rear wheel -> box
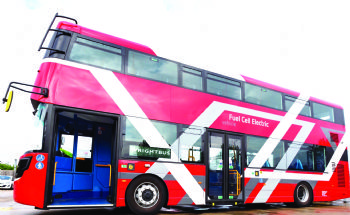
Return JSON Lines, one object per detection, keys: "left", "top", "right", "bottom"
{"left": 126, "top": 175, "right": 167, "bottom": 215}
{"left": 293, "top": 182, "right": 313, "bottom": 207}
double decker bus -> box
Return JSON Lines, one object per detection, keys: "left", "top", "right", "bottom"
{"left": 3, "top": 14, "right": 349, "bottom": 214}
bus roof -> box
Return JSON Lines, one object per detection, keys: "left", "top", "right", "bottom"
{"left": 57, "top": 21, "right": 157, "bottom": 56}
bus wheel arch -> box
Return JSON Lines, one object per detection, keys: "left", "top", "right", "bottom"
{"left": 125, "top": 174, "right": 168, "bottom": 215}
{"left": 293, "top": 181, "right": 313, "bottom": 207}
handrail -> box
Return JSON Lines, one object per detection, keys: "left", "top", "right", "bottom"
{"left": 95, "top": 164, "right": 112, "bottom": 187}
{"left": 229, "top": 169, "right": 241, "bottom": 196}
{"left": 188, "top": 147, "right": 195, "bottom": 162}
{"left": 53, "top": 162, "right": 58, "bottom": 186}
{"left": 38, "top": 13, "right": 77, "bottom": 53}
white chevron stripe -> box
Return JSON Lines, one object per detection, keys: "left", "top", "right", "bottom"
{"left": 249, "top": 94, "right": 311, "bottom": 168}
{"left": 42, "top": 58, "right": 348, "bottom": 205}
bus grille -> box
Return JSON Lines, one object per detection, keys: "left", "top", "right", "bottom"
{"left": 337, "top": 164, "right": 345, "bottom": 187}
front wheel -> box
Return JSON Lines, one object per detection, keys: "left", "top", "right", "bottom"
{"left": 126, "top": 175, "right": 167, "bottom": 215}
{"left": 294, "top": 182, "right": 313, "bottom": 207}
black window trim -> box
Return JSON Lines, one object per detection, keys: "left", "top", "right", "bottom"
{"left": 207, "top": 73, "right": 241, "bottom": 87}
{"left": 74, "top": 37, "right": 122, "bottom": 55}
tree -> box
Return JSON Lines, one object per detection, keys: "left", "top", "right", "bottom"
{"left": 0, "top": 163, "right": 15, "bottom": 170}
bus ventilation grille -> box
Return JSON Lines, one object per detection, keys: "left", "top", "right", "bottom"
{"left": 337, "top": 164, "right": 345, "bottom": 187}
{"left": 330, "top": 133, "right": 339, "bottom": 143}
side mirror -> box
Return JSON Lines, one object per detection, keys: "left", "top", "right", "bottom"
{"left": 4, "top": 90, "right": 13, "bottom": 112}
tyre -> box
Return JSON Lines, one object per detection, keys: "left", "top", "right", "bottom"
{"left": 293, "top": 182, "right": 313, "bottom": 207}
{"left": 126, "top": 175, "right": 167, "bottom": 215}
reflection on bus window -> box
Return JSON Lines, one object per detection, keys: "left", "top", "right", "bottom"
{"left": 207, "top": 74, "right": 241, "bottom": 100}
{"left": 285, "top": 96, "right": 311, "bottom": 117}
{"left": 246, "top": 136, "right": 265, "bottom": 167}
{"left": 128, "top": 51, "right": 178, "bottom": 85}
{"left": 245, "top": 83, "right": 282, "bottom": 110}
{"left": 182, "top": 67, "right": 203, "bottom": 91}
{"left": 60, "top": 134, "right": 74, "bottom": 157}
{"left": 266, "top": 140, "right": 286, "bottom": 169}
{"left": 75, "top": 136, "right": 93, "bottom": 173}
{"left": 76, "top": 136, "right": 92, "bottom": 159}
{"left": 69, "top": 38, "right": 122, "bottom": 72}
{"left": 122, "top": 117, "right": 176, "bottom": 160}
{"left": 209, "top": 135, "right": 224, "bottom": 171}
{"left": 228, "top": 135, "right": 242, "bottom": 174}
{"left": 247, "top": 136, "right": 285, "bottom": 169}
{"left": 179, "top": 126, "right": 204, "bottom": 163}
{"left": 313, "top": 102, "right": 334, "bottom": 122}
{"left": 287, "top": 143, "right": 326, "bottom": 172}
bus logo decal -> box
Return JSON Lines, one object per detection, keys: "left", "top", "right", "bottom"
{"left": 35, "top": 162, "right": 44, "bottom": 170}
{"left": 36, "top": 154, "right": 45, "bottom": 162}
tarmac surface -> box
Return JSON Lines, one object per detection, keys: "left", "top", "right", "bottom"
{"left": 1, "top": 190, "right": 350, "bottom": 215}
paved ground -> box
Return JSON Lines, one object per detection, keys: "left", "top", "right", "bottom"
{"left": 1, "top": 190, "right": 350, "bottom": 215}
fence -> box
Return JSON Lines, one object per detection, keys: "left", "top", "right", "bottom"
{"left": 0, "top": 170, "right": 15, "bottom": 177}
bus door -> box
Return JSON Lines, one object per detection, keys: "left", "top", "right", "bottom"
{"left": 208, "top": 131, "right": 243, "bottom": 203}
{"left": 51, "top": 111, "right": 116, "bottom": 206}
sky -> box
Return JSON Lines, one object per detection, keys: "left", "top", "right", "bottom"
{"left": 0, "top": 0, "right": 350, "bottom": 165}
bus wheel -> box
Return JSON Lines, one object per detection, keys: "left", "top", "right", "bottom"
{"left": 126, "top": 175, "right": 167, "bottom": 215}
{"left": 294, "top": 182, "right": 313, "bottom": 207}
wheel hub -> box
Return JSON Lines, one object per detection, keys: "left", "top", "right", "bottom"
{"left": 134, "top": 182, "right": 159, "bottom": 208}
{"left": 142, "top": 189, "right": 154, "bottom": 201}
{"left": 297, "top": 184, "right": 309, "bottom": 203}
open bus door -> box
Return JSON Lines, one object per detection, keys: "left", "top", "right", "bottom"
{"left": 208, "top": 131, "right": 244, "bottom": 204}
{"left": 49, "top": 111, "right": 117, "bottom": 207}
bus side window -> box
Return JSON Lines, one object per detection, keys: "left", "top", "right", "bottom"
{"left": 69, "top": 37, "right": 122, "bottom": 72}
{"left": 121, "top": 117, "right": 177, "bottom": 160}
{"left": 128, "top": 51, "right": 178, "bottom": 85}
{"left": 59, "top": 134, "right": 74, "bottom": 158}
{"left": 313, "top": 102, "right": 335, "bottom": 122}
{"left": 287, "top": 144, "right": 326, "bottom": 172}
{"left": 55, "top": 134, "right": 74, "bottom": 172}
{"left": 246, "top": 135, "right": 285, "bottom": 169}
{"left": 181, "top": 67, "right": 203, "bottom": 91}
{"left": 246, "top": 136, "right": 266, "bottom": 167}
{"left": 207, "top": 74, "right": 242, "bottom": 100}
{"left": 179, "top": 126, "right": 204, "bottom": 163}
{"left": 245, "top": 83, "right": 282, "bottom": 110}
{"left": 75, "top": 136, "right": 93, "bottom": 173}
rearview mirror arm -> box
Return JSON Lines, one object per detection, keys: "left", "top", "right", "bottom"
{"left": 2, "top": 82, "right": 49, "bottom": 103}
